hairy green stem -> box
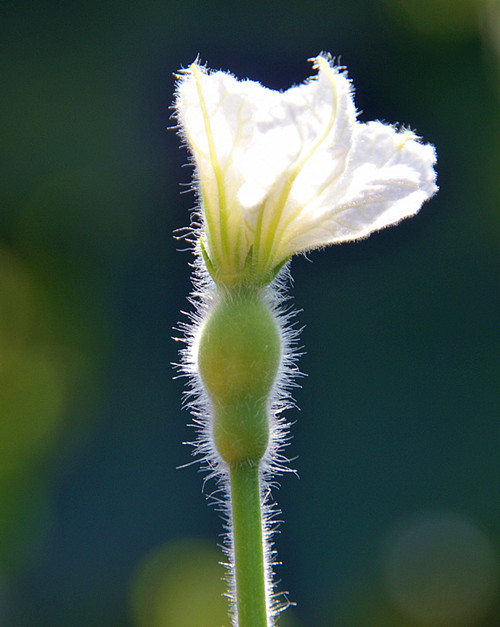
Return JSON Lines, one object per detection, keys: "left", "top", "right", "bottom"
{"left": 230, "top": 462, "right": 269, "bottom": 627}
{"left": 197, "top": 288, "right": 281, "bottom": 625}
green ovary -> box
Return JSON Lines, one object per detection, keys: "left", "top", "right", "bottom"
{"left": 197, "top": 289, "right": 282, "bottom": 465}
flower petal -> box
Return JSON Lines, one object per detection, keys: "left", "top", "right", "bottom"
{"left": 243, "top": 56, "right": 358, "bottom": 271}
{"left": 238, "top": 56, "right": 356, "bottom": 211}
{"left": 280, "top": 121, "right": 437, "bottom": 255}
{"left": 176, "top": 64, "right": 265, "bottom": 266}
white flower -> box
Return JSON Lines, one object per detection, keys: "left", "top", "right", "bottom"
{"left": 175, "top": 54, "right": 437, "bottom": 286}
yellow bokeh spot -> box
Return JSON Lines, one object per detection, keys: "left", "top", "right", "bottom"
{"left": 130, "top": 539, "right": 230, "bottom": 627}
{"left": 0, "top": 349, "right": 65, "bottom": 478}
{"left": 384, "top": 0, "right": 483, "bottom": 42}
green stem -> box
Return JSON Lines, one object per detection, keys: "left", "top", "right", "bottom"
{"left": 230, "top": 462, "right": 269, "bottom": 627}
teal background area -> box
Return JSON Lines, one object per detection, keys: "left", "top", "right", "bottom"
{"left": 1, "top": 1, "right": 499, "bottom": 625}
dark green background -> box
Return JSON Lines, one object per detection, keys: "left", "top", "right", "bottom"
{"left": 1, "top": 1, "right": 499, "bottom": 625}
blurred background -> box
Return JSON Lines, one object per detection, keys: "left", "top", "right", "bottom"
{"left": 1, "top": 0, "right": 499, "bottom": 625}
